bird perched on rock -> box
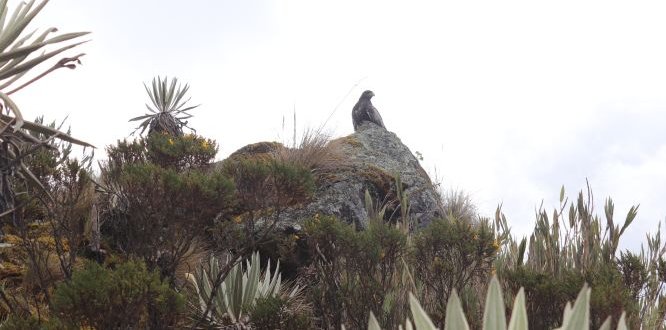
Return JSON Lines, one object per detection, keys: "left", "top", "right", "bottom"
{"left": 352, "top": 90, "right": 386, "bottom": 131}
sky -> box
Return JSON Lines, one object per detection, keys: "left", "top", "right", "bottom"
{"left": 9, "top": 0, "right": 666, "bottom": 251}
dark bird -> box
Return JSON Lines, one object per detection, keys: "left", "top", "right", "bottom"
{"left": 352, "top": 90, "right": 386, "bottom": 131}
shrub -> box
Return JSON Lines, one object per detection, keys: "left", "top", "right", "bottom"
{"left": 503, "top": 267, "right": 585, "bottom": 329}
{"left": 213, "top": 157, "right": 314, "bottom": 252}
{"left": 51, "top": 259, "right": 184, "bottom": 329}
{"left": 145, "top": 133, "right": 217, "bottom": 170}
{"left": 250, "top": 295, "right": 313, "bottom": 330}
{"left": 98, "top": 134, "right": 235, "bottom": 280}
{"left": 412, "top": 216, "right": 498, "bottom": 328}
{"left": 0, "top": 315, "right": 41, "bottom": 330}
{"left": 100, "top": 160, "right": 234, "bottom": 279}
{"left": 304, "top": 214, "right": 410, "bottom": 329}
{"left": 495, "top": 184, "right": 648, "bottom": 329}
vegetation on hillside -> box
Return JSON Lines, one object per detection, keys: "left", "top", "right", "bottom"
{"left": 1, "top": 1, "right": 665, "bottom": 329}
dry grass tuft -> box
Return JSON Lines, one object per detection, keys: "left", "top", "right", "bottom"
{"left": 273, "top": 129, "right": 348, "bottom": 183}
{"left": 441, "top": 189, "right": 478, "bottom": 223}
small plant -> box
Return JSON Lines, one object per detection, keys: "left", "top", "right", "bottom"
{"left": 249, "top": 295, "right": 314, "bottom": 330}
{"left": 273, "top": 128, "right": 346, "bottom": 184}
{"left": 130, "top": 76, "right": 199, "bottom": 137}
{"left": 186, "top": 252, "right": 301, "bottom": 327}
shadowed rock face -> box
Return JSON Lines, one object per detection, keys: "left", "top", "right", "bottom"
{"left": 266, "top": 121, "right": 443, "bottom": 231}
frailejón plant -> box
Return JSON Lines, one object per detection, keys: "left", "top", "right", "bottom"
{"left": 187, "top": 252, "right": 299, "bottom": 327}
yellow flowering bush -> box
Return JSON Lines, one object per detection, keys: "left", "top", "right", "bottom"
{"left": 145, "top": 133, "right": 217, "bottom": 170}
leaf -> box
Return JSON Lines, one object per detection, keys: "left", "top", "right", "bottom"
{"left": 0, "top": 40, "right": 89, "bottom": 81}
{"left": 408, "top": 293, "right": 436, "bottom": 330}
{"left": 0, "top": 31, "right": 88, "bottom": 62}
{"left": 0, "top": 0, "right": 48, "bottom": 53}
{"left": 598, "top": 317, "right": 610, "bottom": 330}
{"left": 517, "top": 238, "right": 527, "bottom": 267}
{"left": 0, "top": 113, "right": 93, "bottom": 147}
{"left": 483, "top": 275, "right": 507, "bottom": 330}
{"left": 128, "top": 114, "right": 154, "bottom": 122}
{"left": 368, "top": 312, "right": 382, "bottom": 330}
{"left": 615, "top": 312, "right": 627, "bottom": 330}
{"left": 242, "top": 252, "right": 260, "bottom": 308}
{"left": 560, "top": 185, "right": 565, "bottom": 203}
{"left": 619, "top": 205, "right": 639, "bottom": 237}
{"left": 507, "top": 288, "right": 528, "bottom": 330}
{"left": 444, "top": 290, "right": 470, "bottom": 330}
{"left": 563, "top": 284, "right": 590, "bottom": 330}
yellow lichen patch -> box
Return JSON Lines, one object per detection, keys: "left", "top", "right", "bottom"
{"left": 226, "top": 141, "right": 285, "bottom": 161}
{"left": 332, "top": 135, "right": 363, "bottom": 148}
{"left": 3, "top": 234, "right": 22, "bottom": 246}
{"left": 233, "top": 215, "right": 243, "bottom": 224}
{"left": 0, "top": 261, "right": 24, "bottom": 278}
{"left": 360, "top": 164, "right": 397, "bottom": 200}
{"left": 218, "top": 141, "right": 285, "bottom": 176}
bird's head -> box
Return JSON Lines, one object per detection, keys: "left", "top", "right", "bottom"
{"left": 360, "top": 90, "right": 375, "bottom": 100}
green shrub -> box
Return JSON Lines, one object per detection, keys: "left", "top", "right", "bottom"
{"left": 221, "top": 158, "right": 314, "bottom": 214}
{"left": 51, "top": 259, "right": 184, "bottom": 329}
{"left": 99, "top": 136, "right": 235, "bottom": 279}
{"left": 495, "top": 184, "right": 649, "bottom": 329}
{"left": 0, "top": 315, "right": 41, "bottom": 330}
{"left": 212, "top": 157, "right": 314, "bottom": 252}
{"left": 145, "top": 133, "right": 217, "bottom": 170}
{"left": 250, "top": 296, "right": 313, "bottom": 330}
{"left": 100, "top": 161, "right": 234, "bottom": 278}
{"left": 304, "top": 214, "right": 410, "bottom": 329}
{"left": 412, "top": 217, "right": 498, "bottom": 328}
{"left": 503, "top": 267, "right": 585, "bottom": 329}
{"left": 587, "top": 263, "right": 639, "bottom": 329}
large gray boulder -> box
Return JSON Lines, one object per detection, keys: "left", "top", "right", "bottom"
{"left": 273, "top": 121, "right": 443, "bottom": 230}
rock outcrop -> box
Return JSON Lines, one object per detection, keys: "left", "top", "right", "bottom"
{"left": 230, "top": 121, "right": 443, "bottom": 231}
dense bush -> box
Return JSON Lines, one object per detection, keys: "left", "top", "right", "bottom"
{"left": 51, "top": 259, "right": 184, "bottom": 329}
{"left": 412, "top": 216, "right": 498, "bottom": 328}
{"left": 98, "top": 135, "right": 235, "bottom": 280}
{"left": 503, "top": 267, "right": 585, "bottom": 328}
{"left": 145, "top": 133, "right": 217, "bottom": 170}
{"left": 303, "top": 214, "right": 411, "bottom": 329}
{"left": 250, "top": 295, "right": 313, "bottom": 330}
{"left": 212, "top": 157, "right": 314, "bottom": 252}
{"left": 495, "top": 184, "right": 661, "bottom": 329}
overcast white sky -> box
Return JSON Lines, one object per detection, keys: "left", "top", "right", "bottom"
{"left": 11, "top": 0, "right": 666, "bottom": 251}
